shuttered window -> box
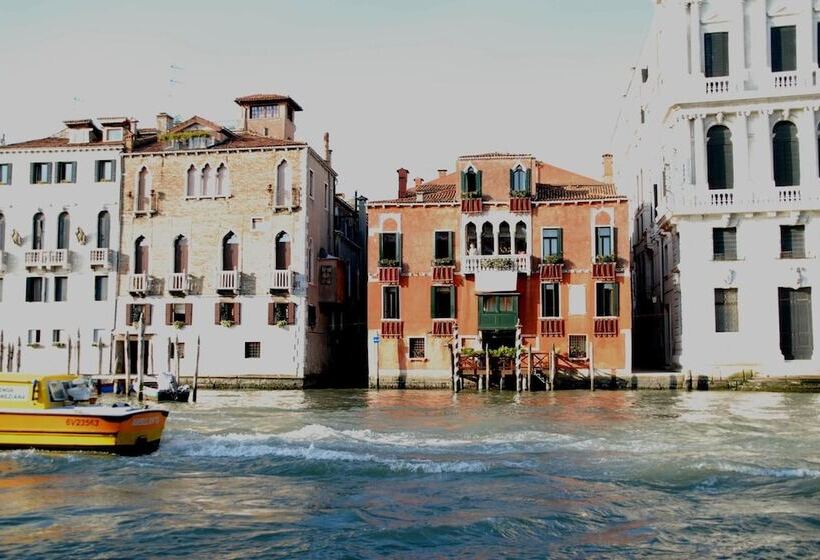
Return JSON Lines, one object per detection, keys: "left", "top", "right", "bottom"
{"left": 379, "top": 233, "right": 400, "bottom": 264}
{"left": 712, "top": 228, "right": 737, "bottom": 261}
{"left": 706, "top": 125, "right": 733, "bottom": 189}
{"left": 704, "top": 32, "right": 729, "bottom": 77}
{"left": 595, "top": 283, "right": 619, "bottom": 317}
{"left": 383, "top": 286, "right": 400, "bottom": 319}
{"left": 714, "top": 288, "right": 739, "bottom": 332}
{"left": 771, "top": 26, "right": 796, "bottom": 72}
{"left": 595, "top": 227, "right": 615, "bottom": 258}
{"left": 773, "top": 121, "right": 800, "bottom": 187}
{"left": 56, "top": 162, "right": 77, "bottom": 183}
{"left": 434, "top": 231, "right": 454, "bottom": 262}
{"left": 780, "top": 225, "right": 805, "bottom": 259}
{"left": 431, "top": 286, "right": 455, "bottom": 319}
{"left": 541, "top": 283, "right": 560, "bottom": 317}
{"left": 542, "top": 228, "right": 563, "bottom": 259}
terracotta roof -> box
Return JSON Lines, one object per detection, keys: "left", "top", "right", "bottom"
{"left": 535, "top": 184, "right": 622, "bottom": 201}
{"left": 370, "top": 172, "right": 459, "bottom": 204}
{"left": 537, "top": 162, "right": 605, "bottom": 187}
{"left": 458, "top": 152, "right": 533, "bottom": 160}
{"left": 167, "top": 115, "right": 233, "bottom": 135}
{"left": 131, "top": 131, "right": 306, "bottom": 153}
{"left": 0, "top": 136, "right": 122, "bottom": 150}
{"left": 234, "top": 93, "right": 303, "bottom": 111}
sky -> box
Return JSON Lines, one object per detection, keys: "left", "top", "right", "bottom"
{"left": 0, "top": 0, "right": 652, "bottom": 201}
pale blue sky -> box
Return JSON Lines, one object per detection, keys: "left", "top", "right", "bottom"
{"left": 0, "top": 0, "right": 651, "bottom": 200}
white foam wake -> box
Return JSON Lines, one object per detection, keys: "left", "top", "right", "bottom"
{"left": 692, "top": 461, "right": 820, "bottom": 479}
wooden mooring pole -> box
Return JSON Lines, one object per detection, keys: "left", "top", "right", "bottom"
{"left": 124, "top": 333, "right": 131, "bottom": 396}
{"left": 589, "top": 340, "right": 595, "bottom": 392}
{"left": 192, "top": 335, "right": 200, "bottom": 403}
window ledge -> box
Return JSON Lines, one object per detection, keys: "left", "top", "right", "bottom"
{"left": 409, "top": 357, "right": 427, "bottom": 362}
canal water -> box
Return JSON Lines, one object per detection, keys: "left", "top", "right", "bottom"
{"left": 1, "top": 390, "right": 819, "bottom": 559}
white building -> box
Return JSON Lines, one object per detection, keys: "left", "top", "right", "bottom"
{"left": 0, "top": 118, "right": 130, "bottom": 374}
{"left": 614, "top": 0, "right": 819, "bottom": 376}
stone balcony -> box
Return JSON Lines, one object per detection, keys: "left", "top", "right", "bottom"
{"left": 270, "top": 269, "right": 294, "bottom": 292}
{"left": 694, "top": 70, "right": 817, "bottom": 101}
{"left": 24, "top": 249, "right": 69, "bottom": 270}
{"left": 167, "top": 272, "right": 191, "bottom": 295}
{"left": 89, "top": 248, "right": 112, "bottom": 270}
{"left": 217, "top": 270, "right": 241, "bottom": 295}
{"left": 128, "top": 273, "right": 150, "bottom": 296}
{"left": 664, "top": 185, "right": 820, "bottom": 217}
{"left": 464, "top": 254, "right": 531, "bottom": 293}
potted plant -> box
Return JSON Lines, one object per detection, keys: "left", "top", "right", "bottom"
{"left": 220, "top": 319, "right": 235, "bottom": 328}
{"left": 461, "top": 191, "right": 481, "bottom": 200}
{"left": 595, "top": 254, "right": 616, "bottom": 264}
{"left": 378, "top": 258, "right": 400, "bottom": 268}
{"left": 433, "top": 257, "right": 454, "bottom": 266}
{"left": 461, "top": 347, "right": 484, "bottom": 358}
{"left": 52, "top": 342, "right": 66, "bottom": 348}
{"left": 276, "top": 320, "right": 288, "bottom": 328}
{"left": 485, "top": 257, "right": 516, "bottom": 271}
{"left": 544, "top": 254, "right": 564, "bottom": 265}
{"left": 173, "top": 320, "right": 185, "bottom": 330}
{"left": 509, "top": 189, "right": 531, "bottom": 199}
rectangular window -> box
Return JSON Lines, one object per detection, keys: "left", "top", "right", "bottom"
{"left": 641, "top": 67, "right": 649, "bottom": 83}
{"left": 704, "top": 32, "right": 729, "bottom": 77}
{"left": 171, "top": 303, "right": 187, "bottom": 323}
{"left": 308, "top": 169, "right": 314, "bottom": 198}
{"left": 541, "top": 283, "right": 560, "bottom": 317}
{"left": 379, "top": 233, "right": 399, "bottom": 264}
{"left": 780, "top": 225, "right": 805, "bottom": 259}
{"left": 595, "top": 227, "right": 614, "bottom": 258}
{"left": 712, "top": 227, "right": 737, "bottom": 261}
{"left": 169, "top": 342, "right": 186, "bottom": 359}
{"left": 595, "top": 283, "right": 619, "bottom": 317}
{"left": 93, "top": 328, "right": 106, "bottom": 345}
{"left": 499, "top": 296, "right": 515, "bottom": 313}
{"left": 771, "top": 25, "right": 797, "bottom": 72}
{"left": 434, "top": 231, "right": 454, "bottom": 262}
{"left": 130, "top": 304, "right": 151, "bottom": 325}
{"left": 55, "top": 162, "right": 77, "bottom": 184}
{"left": 308, "top": 304, "right": 317, "bottom": 327}
{"left": 52, "top": 329, "right": 65, "bottom": 345}
{"left": 714, "top": 288, "right": 739, "bottom": 332}
{"left": 244, "top": 341, "right": 261, "bottom": 359}
{"left": 431, "top": 286, "right": 455, "bottom": 319}
{"left": 31, "top": 162, "right": 52, "bottom": 184}
{"left": 27, "top": 329, "right": 41, "bottom": 346}
{"left": 250, "top": 105, "right": 279, "bottom": 119}
{"left": 324, "top": 183, "right": 329, "bottom": 209}
{"left": 95, "top": 160, "right": 116, "bottom": 182}
{"left": 542, "top": 228, "right": 563, "bottom": 259}
{"left": 54, "top": 276, "right": 68, "bottom": 302}
{"left": 383, "top": 286, "right": 400, "bottom": 319}
{"left": 105, "top": 128, "right": 123, "bottom": 142}
{"left": 568, "top": 335, "right": 587, "bottom": 359}
{"left": 94, "top": 276, "right": 108, "bottom": 301}
{"left": 0, "top": 163, "right": 11, "bottom": 185}
{"left": 409, "top": 337, "right": 426, "bottom": 359}
{"left": 25, "top": 277, "right": 44, "bottom": 302}
{"left": 218, "top": 302, "right": 238, "bottom": 323}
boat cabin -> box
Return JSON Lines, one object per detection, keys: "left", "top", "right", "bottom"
{"left": 0, "top": 374, "right": 90, "bottom": 409}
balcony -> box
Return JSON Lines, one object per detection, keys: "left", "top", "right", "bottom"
{"left": 461, "top": 198, "right": 483, "bottom": 214}
{"left": 167, "top": 272, "right": 191, "bottom": 295}
{"left": 592, "top": 262, "right": 617, "bottom": 280}
{"left": 509, "top": 197, "right": 531, "bottom": 213}
{"left": 24, "top": 249, "right": 69, "bottom": 270}
{"left": 539, "top": 318, "right": 565, "bottom": 337}
{"left": 594, "top": 317, "right": 619, "bottom": 337}
{"left": 89, "top": 248, "right": 112, "bottom": 269}
{"left": 217, "top": 270, "right": 241, "bottom": 294}
{"left": 704, "top": 76, "right": 732, "bottom": 96}
{"left": 378, "top": 266, "right": 401, "bottom": 284}
{"left": 773, "top": 71, "right": 801, "bottom": 90}
{"left": 539, "top": 262, "right": 564, "bottom": 282}
{"left": 432, "top": 265, "right": 455, "bottom": 284}
{"left": 380, "top": 319, "right": 403, "bottom": 338}
{"left": 432, "top": 319, "right": 456, "bottom": 337}
{"left": 665, "top": 187, "right": 819, "bottom": 216}
{"left": 128, "top": 273, "right": 149, "bottom": 296}
{"left": 463, "top": 254, "right": 531, "bottom": 275}
{"left": 134, "top": 191, "right": 159, "bottom": 216}
{"left": 270, "top": 269, "right": 294, "bottom": 292}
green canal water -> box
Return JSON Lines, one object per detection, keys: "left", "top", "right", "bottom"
{"left": 1, "top": 390, "right": 819, "bottom": 559}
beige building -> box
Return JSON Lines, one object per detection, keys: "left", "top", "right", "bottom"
{"left": 116, "top": 94, "right": 355, "bottom": 386}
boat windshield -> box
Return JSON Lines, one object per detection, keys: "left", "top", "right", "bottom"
{"left": 48, "top": 381, "right": 68, "bottom": 402}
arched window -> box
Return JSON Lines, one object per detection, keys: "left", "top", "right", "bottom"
{"left": 137, "top": 167, "right": 150, "bottom": 211}
{"left": 200, "top": 164, "right": 213, "bottom": 196}
{"left": 498, "top": 222, "right": 511, "bottom": 255}
{"left": 464, "top": 166, "right": 480, "bottom": 195}
{"left": 0, "top": 212, "right": 5, "bottom": 251}
{"left": 186, "top": 165, "right": 197, "bottom": 197}
{"left": 216, "top": 163, "right": 228, "bottom": 196}
{"left": 134, "top": 236, "right": 149, "bottom": 274}
{"left": 173, "top": 235, "right": 188, "bottom": 274}
{"left": 276, "top": 160, "right": 291, "bottom": 207}
{"left": 773, "top": 121, "right": 800, "bottom": 187}
{"left": 515, "top": 222, "right": 527, "bottom": 254}
{"left": 511, "top": 165, "right": 528, "bottom": 192}
{"left": 465, "top": 223, "right": 477, "bottom": 255}
{"left": 97, "top": 211, "right": 110, "bottom": 249}
{"left": 481, "top": 223, "right": 494, "bottom": 255}
{"left": 706, "top": 125, "right": 733, "bottom": 189}
{"left": 57, "top": 212, "right": 70, "bottom": 250}
{"left": 32, "top": 213, "right": 44, "bottom": 250}
{"left": 275, "top": 231, "right": 291, "bottom": 270}
{"left": 222, "top": 232, "right": 239, "bottom": 271}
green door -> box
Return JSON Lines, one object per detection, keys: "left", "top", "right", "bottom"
{"left": 478, "top": 295, "right": 518, "bottom": 330}
{"left": 779, "top": 288, "right": 813, "bottom": 360}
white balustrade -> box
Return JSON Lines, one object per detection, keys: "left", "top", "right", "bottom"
{"left": 773, "top": 71, "right": 800, "bottom": 89}
{"left": 217, "top": 270, "right": 240, "bottom": 292}
{"left": 168, "top": 272, "right": 190, "bottom": 293}
{"left": 271, "top": 269, "right": 294, "bottom": 291}
{"left": 89, "top": 248, "right": 111, "bottom": 268}
{"left": 704, "top": 77, "right": 730, "bottom": 96}
{"left": 462, "top": 254, "right": 531, "bottom": 275}
{"left": 128, "top": 273, "right": 149, "bottom": 293}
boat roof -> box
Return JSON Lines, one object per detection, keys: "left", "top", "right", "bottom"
{"left": 0, "top": 373, "right": 78, "bottom": 383}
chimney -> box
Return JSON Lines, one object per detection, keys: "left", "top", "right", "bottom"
{"left": 414, "top": 177, "right": 424, "bottom": 189}
{"left": 397, "top": 168, "right": 409, "bottom": 198}
{"left": 323, "top": 132, "right": 332, "bottom": 166}
{"left": 156, "top": 113, "right": 173, "bottom": 133}
{"left": 437, "top": 169, "right": 447, "bottom": 178}
{"left": 602, "top": 153, "right": 614, "bottom": 184}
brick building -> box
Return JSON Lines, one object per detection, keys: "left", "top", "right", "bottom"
{"left": 116, "top": 94, "right": 360, "bottom": 386}
{"left": 366, "top": 153, "right": 631, "bottom": 389}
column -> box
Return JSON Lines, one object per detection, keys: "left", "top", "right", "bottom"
{"left": 796, "top": 2, "right": 814, "bottom": 82}
{"left": 796, "top": 107, "right": 817, "bottom": 187}
{"left": 734, "top": 112, "right": 751, "bottom": 191}
{"left": 689, "top": 0, "right": 703, "bottom": 76}
{"left": 693, "top": 115, "right": 707, "bottom": 189}
{"left": 748, "top": 0, "right": 769, "bottom": 86}
{"left": 751, "top": 110, "right": 774, "bottom": 192}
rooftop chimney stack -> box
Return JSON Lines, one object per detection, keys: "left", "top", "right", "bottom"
{"left": 156, "top": 113, "right": 173, "bottom": 133}
{"left": 414, "top": 177, "right": 424, "bottom": 189}
{"left": 602, "top": 153, "right": 614, "bottom": 184}
{"left": 324, "top": 132, "right": 332, "bottom": 166}
{"left": 437, "top": 169, "right": 447, "bottom": 178}
{"left": 397, "top": 168, "right": 409, "bottom": 198}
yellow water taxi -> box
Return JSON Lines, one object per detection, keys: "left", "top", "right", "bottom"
{"left": 0, "top": 373, "right": 168, "bottom": 455}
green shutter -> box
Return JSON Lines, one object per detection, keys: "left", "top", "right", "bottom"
{"left": 558, "top": 228, "right": 564, "bottom": 256}
{"left": 447, "top": 231, "right": 453, "bottom": 259}
{"left": 430, "top": 286, "right": 436, "bottom": 318}
{"left": 476, "top": 170, "right": 483, "bottom": 195}
{"left": 460, "top": 171, "right": 466, "bottom": 193}
{"left": 70, "top": 162, "right": 77, "bottom": 183}
{"left": 613, "top": 227, "right": 618, "bottom": 259}
{"left": 449, "top": 286, "right": 455, "bottom": 318}
{"left": 525, "top": 168, "right": 532, "bottom": 190}
{"left": 397, "top": 233, "right": 402, "bottom": 263}
{"left": 378, "top": 234, "right": 384, "bottom": 261}
{"left": 509, "top": 169, "right": 515, "bottom": 192}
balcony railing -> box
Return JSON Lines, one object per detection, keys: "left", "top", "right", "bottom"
{"left": 378, "top": 266, "right": 401, "bottom": 284}
{"left": 510, "top": 197, "right": 531, "bottom": 213}
{"left": 167, "top": 272, "right": 191, "bottom": 294}
{"left": 592, "top": 262, "right": 617, "bottom": 280}
{"left": 594, "top": 317, "right": 619, "bottom": 337}
{"left": 380, "top": 319, "right": 403, "bottom": 338}
{"left": 666, "top": 187, "right": 818, "bottom": 215}
{"left": 128, "top": 273, "right": 149, "bottom": 295}
{"left": 773, "top": 71, "right": 800, "bottom": 89}
{"left": 539, "top": 317, "right": 565, "bottom": 337}
{"left": 432, "top": 265, "right": 455, "bottom": 284}
{"left": 217, "top": 270, "right": 241, "bottom": 294}
{"left": 539, "top": 263, "right": 564, "bottom": 282}
{"left": 432, "top": 319, "right": 456, "bottom": 337}
{"left": 271, "top": 269, "right": 294, "bottom": 291}
{"left": 89, "top": 248, "right": 111, "bottom": 269}
{"left": 463, "top": 254, "right": 531, "bottom": 275}
{"left": 704, "top": 76, "right": 731, "bottom": 96}
{"left": 461, "top": 198, "right": 483, "bottom": 214}
{"left": 24, "top": 249, "right": 69, "bottom": 270}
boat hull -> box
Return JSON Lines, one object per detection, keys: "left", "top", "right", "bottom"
{"left": 0, "top": 408, "right": 169, "bottom": 455}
